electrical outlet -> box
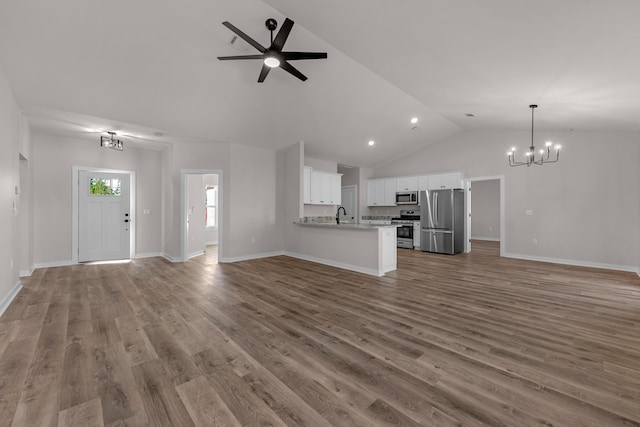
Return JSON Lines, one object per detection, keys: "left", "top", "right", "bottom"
{"left": 525, "top": 209, "right": 533, "bottom": 216}
{"left": 532, "top": 238, "right": 538, "bottom": 245}
{"left": 143, "top": 209, "right": 150, "bottom": 215}
{"left": 489, "top": 226, "right": 493, "bottom": 232}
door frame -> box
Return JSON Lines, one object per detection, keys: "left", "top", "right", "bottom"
{"left": 72, "top": 165, "right": 136, "bottom": 264}
{"left": 181, "top": 169, "right": 223, "bottom": 262}
{"left": 464, "top": 175, "right": 505, "bottom": 256}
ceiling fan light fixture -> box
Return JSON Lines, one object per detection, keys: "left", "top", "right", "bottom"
{"left": 264, "top": 56, "right": 280, "bottom": 68}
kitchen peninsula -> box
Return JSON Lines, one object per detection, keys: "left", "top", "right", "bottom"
{"left": 292, "top": 219, "right": 398, "bottom": 276}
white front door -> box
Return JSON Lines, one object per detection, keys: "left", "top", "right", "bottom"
{"left": 78, "top": 171, "right": 131, "bottom": 262}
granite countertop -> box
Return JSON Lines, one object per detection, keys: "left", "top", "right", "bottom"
{"left": 294, "top": 221, "right": 399, "bottom": 230}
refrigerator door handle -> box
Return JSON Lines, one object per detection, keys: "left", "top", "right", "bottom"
{"left": 434, "top": 192, "right": 438, "bottom": 227}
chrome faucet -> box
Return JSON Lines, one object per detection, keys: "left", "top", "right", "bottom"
{"left": 336, "top": 206, "right": 346, "bottom": 224}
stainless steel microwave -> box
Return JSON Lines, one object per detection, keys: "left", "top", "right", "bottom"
{"left": 396, "top": 191, "right": 418, "bottom": 205}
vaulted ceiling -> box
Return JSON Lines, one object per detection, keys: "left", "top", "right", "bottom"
{"left": 1, "top": 0, "right": 638, "bottom": 168}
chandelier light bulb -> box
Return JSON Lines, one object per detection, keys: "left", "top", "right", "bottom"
{"left": 368, "top": 140, "right": 375, "bottom": 146}
{"left": 410, "top": 117, "right": 418, "bottom": 124}
{"left": 545, "top": 141, "right": 552, "bottom": 147}
{"left": 555, "top": 144, "right": 561, "bottom": 150}
{"left": 507, "top": 151, "right": 513, "bottom": 156}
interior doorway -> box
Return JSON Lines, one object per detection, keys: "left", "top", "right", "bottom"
{"left": 181, "top": 169, "right": 223, "bottom": 263}
{"left": 465, "top": 176, "right": 504, "bottom": 255}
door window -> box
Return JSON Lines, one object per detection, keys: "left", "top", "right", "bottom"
{"left": 89, "top": 178, "right": 121, "bottom": 196}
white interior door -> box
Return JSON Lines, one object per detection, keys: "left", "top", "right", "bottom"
{"left": 78, "top": 171, "right": 131, "bottom": 262}
{"left": 340, "top": 185, "right": 357, "bottom": 222}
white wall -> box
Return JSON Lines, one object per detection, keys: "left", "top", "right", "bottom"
{"left": 471, "top": 179, "right": 500, "bottom": 241}
{"left": 227, "top": 144, "right": 282, "bottom": 259}
{"left": 0, "top": 60, "right": 24, "bottom": 311}
{"left": 165, "top": 142, "right": 283, "bottom": 262}
{"left": 186, "top": 174, "right": 206, "bottom": 257}
{"left": 31, "top": 133, "right": 163, "bottom": 264}
{"left": 373, "top": 130, "right": 640, "bottom": 270}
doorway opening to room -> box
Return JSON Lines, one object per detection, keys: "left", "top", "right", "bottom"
{"left": 181, "top": 169, "right": 222, "bottom": 264}
{"left": 465, "top": 176, "right": 504, "bottom": 256}
{"left": 72, "top": 166, "right": 135, "bottom": 263}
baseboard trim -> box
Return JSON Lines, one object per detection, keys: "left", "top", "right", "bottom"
{"left": 188, "top": 250, "right": 205, "bottom": 260}
{"left": 503, "top": 252, "right": 638, "bottom": 274}
{"left": 0, "top": 281, "right": 23, "bottom": 317}
{"left": 33, "top": 260, "right": 76, "bottom": 269}
{"left": 161, "top": 253, "right": 179, "bottom": 263}
{"left": 134, "top": 252, "right": 163, "bottom": 259}
{"left": 218, "top": 251, "right": 286, "bottom": 263}
{"left": 206, "top": 240, "right": 218, "bottom": 246}
{"left": 471, "top": 237, "right": 500, "bottom": 242}
{"left": 284, "top": 252, "right": 383, "bottom": 277}
{"left": 19, "top": 267, "right": 35, "bottom": 278}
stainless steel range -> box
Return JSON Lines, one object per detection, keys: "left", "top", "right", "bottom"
{"left": 391, "top": 210, "right": 421, "bottom": 249}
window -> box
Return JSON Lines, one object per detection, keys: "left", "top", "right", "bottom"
{"left": 89, "top": 178, "right": 121, "bottom": 196}
{"left": 205, "top": 185, "right": 218, "bottom": 228}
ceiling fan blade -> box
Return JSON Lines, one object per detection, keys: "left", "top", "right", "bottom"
{"left": 282, "top": 52, "right": 328, "bottom": 60}
{"left": 271, "top": 18, "right": 294, "bottom": 51}
{"left": 221, "top": 21, "right": 266, "bottom": 53}
{"left": 258, "top": 64, "right": 271, "bottom": 83}
{"left": 279, "top": 61, "right": 307, "bottom": 81}
{"left": 217, "top": 54, "right": 265, "bottom": 60}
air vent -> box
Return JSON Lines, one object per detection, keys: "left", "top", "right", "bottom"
{"left": 228, "top": 35, "right": 252, "bottom": 53}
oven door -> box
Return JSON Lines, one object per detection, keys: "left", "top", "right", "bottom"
{"left": 397, "top": 224, "right": 414, "bottom": 248}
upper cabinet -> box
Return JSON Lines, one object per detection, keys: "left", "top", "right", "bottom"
{"left": 304, "top": 168, "right": 342, "bottom": 205}
{"left": 369, "top": 172, "right": 464, "bottom": 207}
{"left": 396, "top": 176, "right": 418, "bottom": 192}
{"left": 427, "top": 172, "right": 464, "bottom": 190}
{"left": 367, "top": 178, "right": 397, "bottom": 206}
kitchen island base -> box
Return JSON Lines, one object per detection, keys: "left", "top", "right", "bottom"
{"left": 290, "top": 223, "right": 397, "bottom": 276}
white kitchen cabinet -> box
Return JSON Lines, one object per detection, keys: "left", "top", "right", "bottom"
{"left": 383, "top": 179, "right": 397, "bottom": 205}
{"left": 303, "top": 167, "right": 311, "bottom": 204}
{"left": 427, "top": 172, "right": 464, "bottom": 190}
{"left": 330, "top": 174, "right": 342, "bottom": 205}
{"left": 306, "top": 169, "right": 342, "bottom": 205}
{"left": 418, "top": 175, "right": 429, "bottom": 191}
{"left": 367, "top": 178, "right": 397, "bottom": 206}
{"left": 396, "top": 176, "right": 418, "bottom": 192}
{"left": 367, "top": 179, "right": 384, "bottom": 206}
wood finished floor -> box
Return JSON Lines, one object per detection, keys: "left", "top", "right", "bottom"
{"left": 1, "top": 242, "right": 640, "bottom": 426}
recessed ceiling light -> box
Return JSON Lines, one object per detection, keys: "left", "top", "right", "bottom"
{"left": 368, "top": 140, "right": 375, "bottom": 146}
{"left": 410, "top": 117, "right": 418, "bottom": 124}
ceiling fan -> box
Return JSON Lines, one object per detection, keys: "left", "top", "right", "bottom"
{"left": 218, "top": 18, "right": 327, "bottom": 82}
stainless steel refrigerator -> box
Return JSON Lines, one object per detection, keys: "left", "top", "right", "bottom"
{"left": 420, "top": 189, "right": 465, "bottom": 254}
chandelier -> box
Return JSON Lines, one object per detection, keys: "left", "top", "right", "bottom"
{"left": 100, "top": 131, "right": 124, "bottom": 151}
{"left": 507, "top": 105, "right": 560, "bottom": 167}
